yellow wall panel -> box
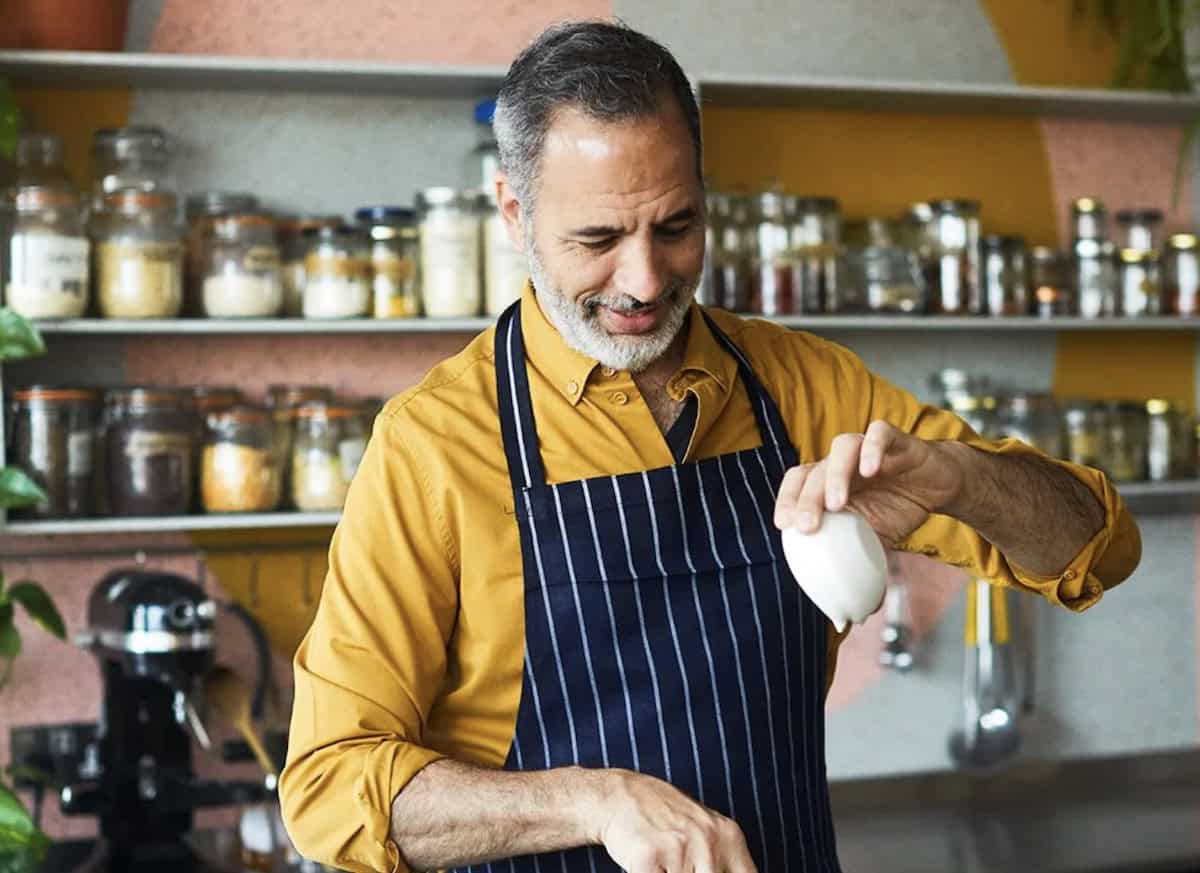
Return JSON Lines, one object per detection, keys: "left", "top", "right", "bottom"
{"left": 13, "top": 86, "right": 132, "bottom": 189}
{"left": 1053, "top": 332, "right": 1196, "bottom": 409}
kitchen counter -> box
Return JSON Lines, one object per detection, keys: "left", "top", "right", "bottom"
{"left": 831, "top": 748, "right": 1200, "bottom": 873}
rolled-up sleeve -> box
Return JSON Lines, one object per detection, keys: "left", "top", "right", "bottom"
{"left": 279, "top": 410, "right": 458, "bottom": 873}
{"left": 823, "top": 342, "right": 1141, "bottom": 611}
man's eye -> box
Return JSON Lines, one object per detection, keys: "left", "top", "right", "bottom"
{"left": 580, "top": 238, "right": 617, "bottom": 251}
{"left": 657, "top": 223, "right": 690, "bottom": 239}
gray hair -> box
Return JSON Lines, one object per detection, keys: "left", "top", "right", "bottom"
{"left": 493, "top": 20, "right": 703, "bottom": 212}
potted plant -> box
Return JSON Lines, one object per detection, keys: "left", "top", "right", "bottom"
{"left": 0, "top": 307, "right": 66, "bottom": 873}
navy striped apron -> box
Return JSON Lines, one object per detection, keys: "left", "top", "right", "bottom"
{"left": 474, "top": 301, "right": 841, "bottom": 873}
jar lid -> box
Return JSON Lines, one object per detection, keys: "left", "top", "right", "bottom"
{"left": 355, "top": 206, "right": 417, "bottom": 226}
{"left": 904, "top": 202, "right": 934, "bottom": 223}
{"left": 106, "top": 386, "right": 191, "bottom": 408}
{"left": 474, "top": 99, "right": 497, "bottom": 125}
{"left": 1146, "top": 398, "right": 1174, "bottom": 415}
{"left": 207, "top": 404, "right": 271, "bottom": 426}
{"left": 1072, "top": 197, "right": 1106, "bottom": 214}
{"left": 102, "top": 190, "right": 178, "bottom": 212}
{"left": 92, "top": 125, "right": 170, "bottom": 159}
{"left": 13, "top": 386, "right": 100, "bottom": 403}
{"left": 13, "top": 186, "right": 81, "bottom": 211}
{"left": 192, "top": 385, "right": 244, "bottom": 411}
{"left": 792, "top": 196, "right": 839, "bottom": 214}
{"left": 267, "top": 384, "right": 334, "bottom": 407}
{"left": 303, "top": 223, "right": 367, "bottom": 242}
{"left": 931, "top": 199, "right": 980, "bottom": 215}
{"left": 294, "top": 401, "right": 360, "bottom": 420}
{"left": 948, "top": 394, "right": 981, "bottom": 413}
{"left": 417, "top": 186, "right": 474, "bottom": 209}
{"left": 275, "top": 214, "right": 342, "bottom": 236}
{"left": 981, "top": 234, "right": 1026, "bottom": 250}
{"left": 211, "top": 212, "right": 277, "bottom": 236}
{"left": 1119, "top": 247, "right": 1155, "bottom": 264}
{"left": 1168, "top": 233, "right": 1198, "bottom": 250}
{"left": 1116, "top": 208, "right": 1164, "bottom": 224}
{"left": 185, "top": 190, "right": 260, "bottom": 218}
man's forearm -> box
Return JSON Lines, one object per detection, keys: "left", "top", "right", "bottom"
{"left": 936, "top": 442, "right": 1105, "bottom": 576}
{"left": 390, "top": 758, "right": 604, "bottom": 871}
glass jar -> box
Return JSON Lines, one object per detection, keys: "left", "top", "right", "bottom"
{"left": 1061, "top": 400, "right": 1107, "bottom": 468}
{"left": 1073, "top": 237, "right": 1118, "bottom": 319}
{"left": 9, "top": 387, "right": 100, "bottom": 519}
{"left": 104, "top": 388, "right": 196, "bottom": 516}
{"left": 750, "top": 192, "right": 794, "bottom": 316}
{"left": 981, "top": 234, "right": 1029, "bottom": 316}
{"left": 201, "top": 406, "right": 282, "bottom": 513}
{"left": 1118, "top": 248, "right": 1160, "bottom": 317}
{"left": 998, "top": 392, "right": 1062, "bottom": 457}
{"left": 926, "top": 199, "right": 981, "bottom": 315}
{"left": 184, "top": 191, "right": 259, "bottom": 316}
{"left": 199, "top": 213, "right": 283, "bottom": 318}
{"left": 3, "top": 187, "right": 90, "bottom": 319}
{"left": 302, "top": 225, "right": 371, "bottom": 319}
{"left": 291, "top": 402, "right": 367, "bottom": 511}
{"left": 92, "top": 191, "right": 184, "bottom": 319}
{"left": 789, "top": 196, "right": 840, "bottom": 313}
{"left": 1145, "top": 398, "right": 1193, "bottom": 481}
{"left": 1071, "top": 198, "right": 1107, "bottom": 242}
{"left": 1115, "top": 208, "right": 1163, "bottom": 253}
{"left": 266, "top": 384, "right": 334, "bottom": 508}
{"left": 417, "top": 187, "right": 483, "bottom": 318}
{"left": 13, "top": 133, "right": 74, "bottom": 190}
{"left": 481, "top": 203, "right": 527, "bottom": 317}
{"left": 1102, "top": 401, "right": 1148, "bottom": 482}
{"left": 90, "top": 126, "right": 173, "bottom": 205}
{"left": 473, "top": 99, "right": 500, "bottom": 194}
{"left": 842, "top": 218, "right": 925, "bottom": 314}
{"left": 1030, "top": 246, "right": 1071, "bottom": 317}
{"left": 948, "top": 393, "right": 997, "bottom": 440}
{"left": 355, "top": 207, "right": 421, "bottom": 319}
{"left": 1163, "top": 233, "right": 1199, "bottom": 317}
{"left": 276, "top": 215, "right": 341, "bottom": 317}
{"left": 703, "top": 193, "right": 753, "bottom": 311}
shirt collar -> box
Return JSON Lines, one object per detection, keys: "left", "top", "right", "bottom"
{"left": 520, "top": 282, "right": 737, "bottom": 406}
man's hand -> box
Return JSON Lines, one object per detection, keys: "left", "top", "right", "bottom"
{"left": 773, "top": 420, "right": 964, "bottom": 543}
{"left": 595, "top": 770, "right": 758, "bottom": 873}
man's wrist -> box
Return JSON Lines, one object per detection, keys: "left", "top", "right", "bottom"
{"left": 930, "top": 440, "right": 977, "bottom": 519}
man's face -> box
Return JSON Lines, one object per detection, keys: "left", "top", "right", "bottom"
{"left": 497, "top": 99, "right": 706, "bottom": 372}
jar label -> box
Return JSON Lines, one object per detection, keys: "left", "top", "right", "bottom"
{"left": 7, "top": 233, "right": 90, "bottom": 318}
{"left": 306, "top": 251, "right": 371, "bottom": 280}
{"left": 372, "top": 251, "right": 420, "bottom": 317}
{"left": 243, "top": 245, "right": 282, "bottom": 274}
{"left": 123, "top": 431, "right": 193, "bottom": 459}
{"left": 68, "top": 430, "right": 94, "bottom": 477}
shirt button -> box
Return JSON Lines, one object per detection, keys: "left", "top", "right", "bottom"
{"left": 601, "top": 366, "right": 616, "bottom": 377}
{"left": 1063, "top": 569, "right": 1077, "bottom": 581}
{"left": 921, "top": 546, "right": 938, "bottom": 557}
{"left": 610, "top": 391, "right": 629, "bottom": 405}
{"left": 566, "top": 380, "right": 580, "bottom": 396}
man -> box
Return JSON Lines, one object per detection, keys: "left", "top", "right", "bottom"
{"left": 279, "top": 20, "right": 1141, "bottom": 873}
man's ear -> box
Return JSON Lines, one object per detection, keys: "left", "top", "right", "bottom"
{"left": 496, "top": 173, "right": 527, "bottom": 251}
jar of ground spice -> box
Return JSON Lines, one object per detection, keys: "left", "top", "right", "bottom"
{"left": 9, "top": 387, "right": 100, "bottom": 519}
{"left": 201, "top": 405, "right": 281, "bottom": 513}
{"left": 104, "top": 387, "right": 196, "bottom": 516}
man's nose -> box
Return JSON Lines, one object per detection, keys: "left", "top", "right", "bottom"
{"left": 612, "top": 236, "right": 667, "bottom": 303}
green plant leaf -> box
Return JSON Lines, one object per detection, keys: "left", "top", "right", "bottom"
{"left": 0, "top": 80, "right": 20, "bottom": 162}
{"left": 0, "top": 309, "right": 46, "bottom": 362}
{"left": 7, "top": 584, "right": 64, "bottom": 641}
{"left": 0, "top": 624, "right": 20, "bottom": 659}
{"left": 0, "top": 785, "right": 34, "bottom": 839}
{"left": 0, "top": 468, "right": 47, "bottom": 511}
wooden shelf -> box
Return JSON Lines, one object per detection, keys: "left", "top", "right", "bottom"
{"left": 0, "top": 511, "right": 340, "bottom": 535}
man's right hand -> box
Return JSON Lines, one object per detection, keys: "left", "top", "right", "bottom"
{"left": 592, "top": 769, "right": 759, "bottom": 873}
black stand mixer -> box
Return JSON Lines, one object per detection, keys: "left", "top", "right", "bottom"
{"left": 50, "top": 568, "right": 275, "bottom": 873}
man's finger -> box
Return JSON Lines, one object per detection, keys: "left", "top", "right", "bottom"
{"left": 774, "top": 464, "right": 813, "bottom": 530}
{"left": 860, "top": 419, "right": 900, "bottom": 478}
{"left": 793, "top": 462, "right": 827, "bottom": 533}
{"left": 824, "top": 432, "right": 864, "bottom": 511}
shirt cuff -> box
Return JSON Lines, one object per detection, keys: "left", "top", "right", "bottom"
{"left": 350, "top": 740, "right": 447, "bottom": 873}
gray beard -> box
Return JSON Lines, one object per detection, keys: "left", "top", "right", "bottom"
{"left": 525, "top": 239, "right": 695, "bottom": 373}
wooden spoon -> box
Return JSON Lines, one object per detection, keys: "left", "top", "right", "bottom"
{"left": 205, "top": 665, "right": 279, "bottom": 777}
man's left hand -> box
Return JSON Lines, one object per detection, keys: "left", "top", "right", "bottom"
{"left": 773, "top": 420, "right": 965, "bottom": 544}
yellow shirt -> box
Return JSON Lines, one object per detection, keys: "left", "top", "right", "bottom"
{"left": 280, "top": 285, "right": 1141, "bottom": 873}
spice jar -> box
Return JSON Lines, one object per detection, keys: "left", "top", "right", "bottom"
{"left": 201, "top": 406, "right": 282, "bottom": 513}
{"left": 417, "top": 187, "right": 483, "bottom": 318}
{"left": 92, "top": 191, "right": 184, "bottom": 319}
{"left": 1030, "top": 246, "right": 1071, "bottom": 317}
{"left": 482, "top": 201, "right": 528, "bottom": 317}
{"left": 199, "top": 213, "right": 283, "bottom": 318}
{"left": 8, "top": 387, "right": 100, "bottom": 519}
{"left": 1115, "top": 208, "right": 1164, "bottom": 253}
{"left": 1118, "top": 248, "right": 1160, "bottom": 317}
{"left": 750, "top": 192, "right": 794, "bottom": 316}
{"left": 981, "top": 234, "right": 1029, "bottom": 316}
{"left": 266, "top": 384, "right": 334, "bottom": 509}
{"left": 1061, "top": 400, "right": 1107, "bottom": 468}
{"left": 1073, "top": 238, "right": 1118, "bottom": 319}
{"left": 302, "top": 225, "right": 371, "bottom": 319}
{"left": 842, "top": 218, "right": 925, "bottom": 314}
{"left": 355, "top": 207, "right": 421, "bottom": 319}
{"left": 703, "top": 193, "right": 753, "bottom": 311}
{"left": 184, "top": 191, "right": 259, "bottom": 315}
{"left": 926, "top": 199, "right": 981, "bottom": 315}
{"left": 90, "top": 126, "right": 173, "bottom": 206}
{"left": 789, "top": 197, "right": 840, "bottom": 313}
{"left": 291, "top": 401, "right": 367, "bottom": 511}
{"left": 1102, "top": 401, "right": 1148, "bottom": 482}
{"left": 1146, "top": 398, "right": 1193, "bottom": 481}
{"left": 1163, "top": 234, "right": 1199, "bottom": 317}
{"left": 1071, "top": 198, "right": 1107, "bottom": 242}
{"left": 998, "top": 392, "right": 1062, "bottom": 457}
{"left": 104, "top": 388, "right": 196, "bottom": 516}
{"left": 947, "top": 393, "right": 998, "bottom": 441}
{"left": 276, "top": 215, "right": 341, "bottom": 317}
{"left": 3, "top": 186, "right": 90, "bottom": 319}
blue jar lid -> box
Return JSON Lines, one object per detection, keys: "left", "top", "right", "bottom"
{"left": 474, "top": 99, "right": 497, "bottom": 124}
{"left": 354, "top": 206, "right": 417, "bottom": 225}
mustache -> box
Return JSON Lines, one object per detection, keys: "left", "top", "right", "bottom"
{"left": 583, "top": 281, "right": 689, "bottom": 316}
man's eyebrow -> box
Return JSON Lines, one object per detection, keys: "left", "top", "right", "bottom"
{"left": 566, "top": 207, "right": 698, "bottom": 239}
